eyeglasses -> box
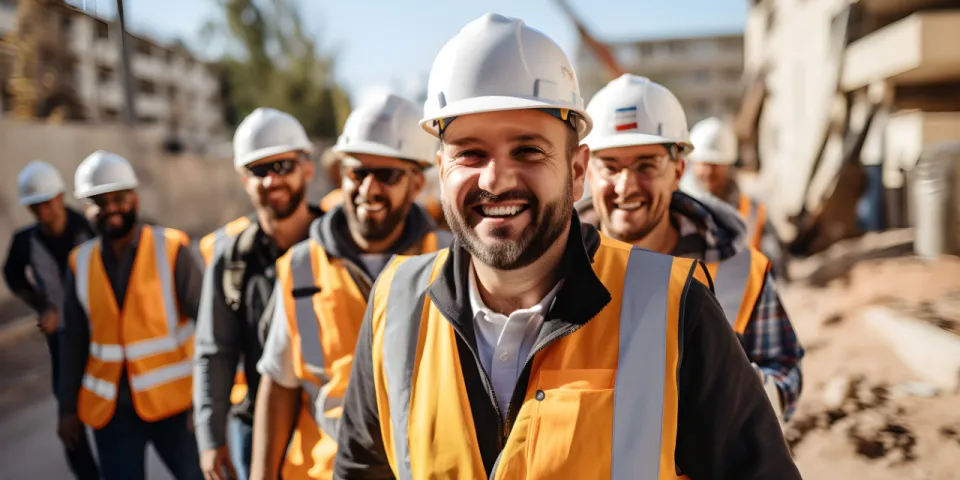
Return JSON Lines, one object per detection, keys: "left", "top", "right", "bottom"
{"left": 591, "top": 154, "right": 673, "bottom": 181}
{"left": 246, "top": 159, "right": 299, "bottom": 178}
{"left": 342, "top": 166, "right": 409, "bottom": 186}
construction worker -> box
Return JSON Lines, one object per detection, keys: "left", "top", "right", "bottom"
{"left": 576, "top": 74, "right": 804, "bottom": 421}
{"left": 252, "top": 93, "right": 451, "bottom": 479}
{"left": 685, "top": 116, "right": 787, "bottom": 278}
{"left": 59, "top": 151, "right": 204, "bottom": 480}
{"left": 335, "top": 13, "right": 800, "bottom": 479}
{"left": 3, "top": 161, "right": 100, "bottom": 480}
{"left": 193, "top": 107, "right": 323, "bottom": 480}
{"left": 199, "top": 215, "right": 254, "bottom": 266}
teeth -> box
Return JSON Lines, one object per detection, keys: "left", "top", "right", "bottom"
{"left": 361, "top": 203, "right": 385, "bottom": 212}
{"left": 481, "top": 205, "right": 524, "bottom": 217}
{"left": 616, "top": 201, "right": 643, "bottom": 210}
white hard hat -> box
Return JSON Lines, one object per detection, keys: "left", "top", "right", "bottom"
{"left": 18, "top": 160, "right": 65, "bottom": 206}
{"left": 74, "top": 151, "right": 139, "bottom": 199}
{"left": 583, "top": 74, "right": 693, "bottom": 155}
{"left": 333, "top": 93, "right": 437, "bottom": 168}
{"left": 420, "top": 13, "right": 592, "bottom": 139}
{"left": 688, "top": 116, "right": 738, "bottom": 165}
{"left": 233, "top": 107, "right": 314, "bottom": 168}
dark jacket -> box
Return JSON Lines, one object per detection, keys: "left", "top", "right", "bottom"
{"left": 193, "top": 204, "right": 323, "bottom": 451}
{"left": 334, "top": 212, "right": 801, "bottom": 479}
{"left": 3, "top": 208, "right": 95, "bottom": 315}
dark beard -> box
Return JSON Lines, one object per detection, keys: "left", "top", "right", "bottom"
{"left": 263, "top": 185, "right": 305, "bottom": 220}
{"left": 444, "top": 181, "right": 572, "bottom": 271}
{"left": 345, "top": 192, "right": 409, "bottom": 242}
{"left": 97, "top": 210, "right": 138, "bottom": 239}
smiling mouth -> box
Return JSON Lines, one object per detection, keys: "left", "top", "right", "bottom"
{"left": 474, "top": 204, "right": 530, "bottom": 218}
{"left": 359, "top": 202, "right": 386, "bottom": 213}
{"left": 614, "top": 200, "right": 647, "bottom": 211}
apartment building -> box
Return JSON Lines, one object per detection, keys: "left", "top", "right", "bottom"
{"left": 576, "top": 32, "right": 745, "bottom": 128}
{"left": 0, "top": 0, "right": 223, "bottom": 150}
{"left": 736, "top": 0, "right": 960, "bottom": 251}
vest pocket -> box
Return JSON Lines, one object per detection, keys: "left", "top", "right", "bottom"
{"left": 526, "top": 369, "right": 615, "bottom": 478}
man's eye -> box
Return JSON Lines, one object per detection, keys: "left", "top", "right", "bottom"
{"left": 515, "top": 147, "right": 545, "bottom": 157}
{"left": 455, "top": 150, "right": 484, "bottom": 160}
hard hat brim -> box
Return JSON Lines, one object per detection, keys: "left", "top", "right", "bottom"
{"left": 332, "top": 140, "right": 434, "bottom": 168}
{"left": 420, "top": 96, "right": 593, "bottom": 140}
{"left": 585, "top": 132, "right": 694, "bottom": 156}
{"left": 235, "top": 144, "right": 313, "bottom": 168}
{"left": 687, "top": 149, "right": 737, "bottom": 165}
{"left": 75, "top": 181, "right": 138, "bottom": 199}
{"left": 19, "top": 190, "right": 63, "bottom": 206}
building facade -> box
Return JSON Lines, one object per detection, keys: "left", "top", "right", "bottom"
{"left": 736, "top": 0, "right": 960, "bottom": 251}
{"left": 0, "top": 0, "right": 223, "bottom": 151}
{"left": 576, "top": 32, "right": 745, "bottom": 128}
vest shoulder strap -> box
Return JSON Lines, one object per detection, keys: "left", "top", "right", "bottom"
{"left": 222, "top": 224, "right": 259, "bottom": 312}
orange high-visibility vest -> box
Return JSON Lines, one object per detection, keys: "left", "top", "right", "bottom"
{"left": 69, "top": 226, "right": 195, "bottom": 429}
{"left": 702, "top": 246, "right": 771, "bottom": 334}
{"left": 368, "top": 236, "right": 696, "bottom": 479}
{"left": 199, "top": 216, "right": 254, "bottom": 405}
{"left": 274, "top": 229, "right": 450, "bottom": 479}
{"left": 319, "top": 189, "right": 343, "bottom": 213}
{"left": 737, "top": 193, "right": 767, "bottom": 251}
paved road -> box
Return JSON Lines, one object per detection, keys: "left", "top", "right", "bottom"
{"left": 0, "top": 330, "right": 174, "bottom": 480}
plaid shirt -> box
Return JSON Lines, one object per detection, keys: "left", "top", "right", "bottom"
{"left": 671, "top": 193, "right": 804, "bottom": 420}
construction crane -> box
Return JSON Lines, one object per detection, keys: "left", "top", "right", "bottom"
{"left": 553, "top": 0, "right": 624, "bottom": 79}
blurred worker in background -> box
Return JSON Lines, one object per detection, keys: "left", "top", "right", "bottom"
{"left": 578, "top": 74, "right": 804, "bottom": 421}
{"left": 3, "top": 161, "right": 100, "bottom": 480}
{"left": 59, "top": 151, "right": 204, "bottom": 480}
{"left": 193, "top": 107, "right": 323, "bottom": 480}
{"left": 336, "top": 14, "right": 800, "bottom": 479}
{"left": 685, "top": 116, "right": 787, "bottom": 279}
{"left": 252, "top": 93, "right": 450, "bottom": 480}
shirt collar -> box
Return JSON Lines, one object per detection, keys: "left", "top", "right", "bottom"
{"left": 467, "top": 260, "right": 564, "bottom": 320}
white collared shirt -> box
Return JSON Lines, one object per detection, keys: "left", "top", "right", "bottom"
{"left": 469, "top": 262, "right": 563, "bottom": 419}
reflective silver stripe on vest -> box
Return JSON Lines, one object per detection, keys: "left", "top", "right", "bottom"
{"left": 212, "top": 227, "right": 229, "bottom": 259}
{"left": 713, "top": 247, "right": 753, "bottom": 328}
{"left": 152, "top": 227, "right": 181, "bottom": 339}
{"left": 433, "top": 230, "right": 454, "bottom": 249}
{"left": 289, "top": 241, "right": 341, "bottom": 439}
{"left": 29, "top": 232, "right": 65, "bottom": 314}
{"left": 746, "top": 197, "right": 760, "bottom": 240}
{"left": 381, "top": 252, "right": 440, "bottom": 480}
{"left": 73, "top": 239, "right": 97, "bottom": 322}
{"left": 611, "top": 248, "right": 674, "bottom": 479}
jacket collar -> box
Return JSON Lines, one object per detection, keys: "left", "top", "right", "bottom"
{"left": 427, "top": 210, "right": 612, "bottom": 337}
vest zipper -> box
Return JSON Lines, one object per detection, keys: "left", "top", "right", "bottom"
{"left": 446, "top": 322, "right": 507, "bottom": 450}
{"left": 502, "top": 322, "right": 584, "bottom": 441}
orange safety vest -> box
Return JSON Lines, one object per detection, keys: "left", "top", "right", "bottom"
{"left": 737, "top": 193, "right": 767, "bottom": 251}
{"left": 702, "top": 246, "right": 771, "bottom": 334}
{"left": 369, "top": 235, "right": 697, "bottom": 479}
{"left": 319, "top": 189, "right": 343, "bottom": 213}
{"left": 199, "top": 216, "right": 255, "bottom": 405}
{"left": 274, "top": 229, "right": 451, "bottom": 479}
{"left": 69, "top": 226, "right": 195, "bottom": 429}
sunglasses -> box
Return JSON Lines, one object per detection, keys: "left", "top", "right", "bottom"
{"left": 247, "top": 159, "right": 299, "bottom": 178}
{"left": 342, "top": 166, "right": 408, "bottom": 186}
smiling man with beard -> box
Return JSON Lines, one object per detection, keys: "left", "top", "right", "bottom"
{"left": 334, "top": 14, "right": 799, "bottom": 480}
{"left": 251, "top": 93, "right": 450, "bottom": 480}
{"left": 59, "top": 151, "right": 205, "bottom": 480}
{"left": 193, "top": 107, "right": 323, "bottom": 480}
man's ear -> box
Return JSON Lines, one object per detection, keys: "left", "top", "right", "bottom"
{"left": 570, "top": 144, "right": 590, "bottom": 203}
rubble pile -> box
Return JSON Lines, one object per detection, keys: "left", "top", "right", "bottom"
{"left": 786, "top": 375, "right": 919, "bottom": 465}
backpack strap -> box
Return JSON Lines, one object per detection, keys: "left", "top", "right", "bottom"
{"left": 222, "top": 224, "right": 259, "bottom": 312}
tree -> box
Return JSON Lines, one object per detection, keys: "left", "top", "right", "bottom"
{"left": 204, "top": 0, "right": 350, "bottom": 139}
{"left": 5, "top": 0, "right": 85, "bottom": 122}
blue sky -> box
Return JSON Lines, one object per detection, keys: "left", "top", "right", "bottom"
{"left": 70, "top": 0, "right": 746, "bottom": 104}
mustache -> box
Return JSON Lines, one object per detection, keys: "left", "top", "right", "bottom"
{"left": 464, "top": 189, "right": 536, "bottom": 207}
{"left": 356, "top": 195, "right": 389, "bottom": 206}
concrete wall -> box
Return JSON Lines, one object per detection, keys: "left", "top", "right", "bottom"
{"left": 0, "top": 118, "right": 335, "bottom": 312}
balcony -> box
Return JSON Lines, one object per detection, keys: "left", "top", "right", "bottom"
{"left": 841, "top": 11, "right": 960, "bottom": 91}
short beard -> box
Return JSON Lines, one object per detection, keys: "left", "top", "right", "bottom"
{"left": 345, "top": 189, "right": 411, "bottom": 243}
{"left": 97, "top": 210, "right": 138, "bottom": 239}
{"left": 444, "top": 176, "right": 573, "bottom": 271}
{"left": 262, "top": 185, "right": 305, "bottom": 220}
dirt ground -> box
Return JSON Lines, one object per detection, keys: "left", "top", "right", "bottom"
{"left": 782, "top": 250, "right": 960, "bottom": 480}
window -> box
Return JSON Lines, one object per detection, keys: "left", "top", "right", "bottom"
{"left": 97, "top": 65, "right": 114, "bottom": 84}
{"left": 135, "top": 39, "right": 152, "bottom": 57}
{"left": 137, "top": 79, "right": 156, "bottom": 95}
{"left": 95, "top": 21, "right": 109, "bottom": 40}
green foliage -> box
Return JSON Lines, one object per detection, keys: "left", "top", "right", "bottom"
{"left": 205, "top": 0, "right": 350, "bottom": 140}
